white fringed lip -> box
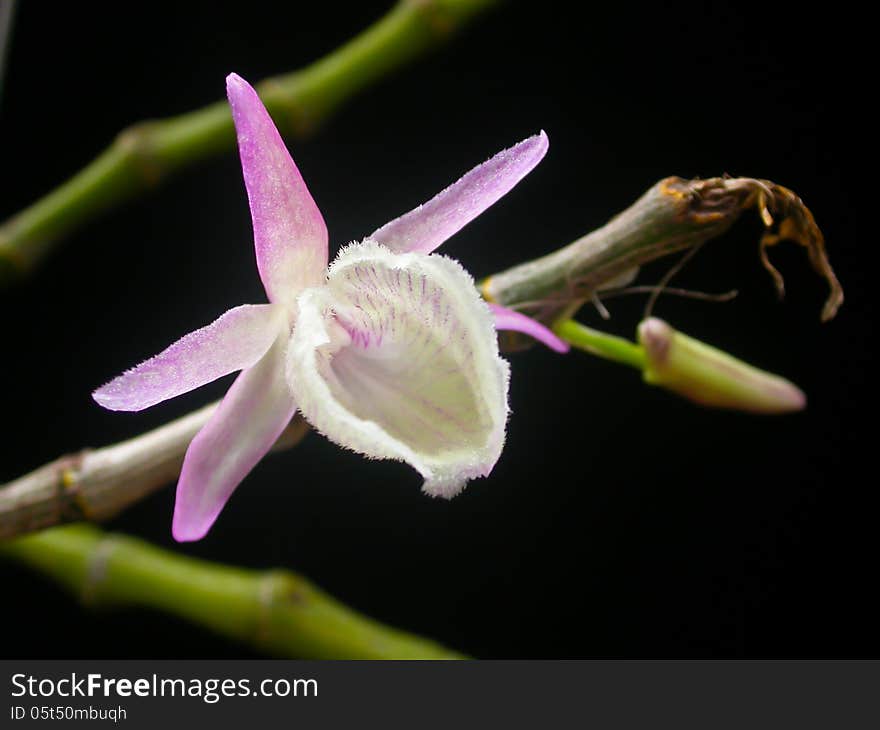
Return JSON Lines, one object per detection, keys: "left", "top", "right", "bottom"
{"left": 287, "top": 240, "right": 510, "bottom": 498}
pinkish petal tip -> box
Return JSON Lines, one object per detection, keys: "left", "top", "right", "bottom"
{"left": 226, "top": 72, "right": 245, "bottom": 89}
{"left": 371, "top": 131, "right": 549, "bottom": 255}
{"left": 488, "top": 303, "right": 570, "bottom": 353}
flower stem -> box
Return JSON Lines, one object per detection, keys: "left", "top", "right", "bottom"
{"left": 553, "top": 319, "right": 646, "bottom": 370}
{"left": 0, "top": 524, "right": 466, "bottom": 659}
{"left": 0, "top": 0, "right": 500, "bottom": 284}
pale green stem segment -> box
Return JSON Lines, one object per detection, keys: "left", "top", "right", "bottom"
{"left": 0, "top": 524, "right": 466, "bottom": 660}
{"left": 0, "top": 0, "right": 499, "bottom": 283}
{"left": 552, "top": 319, "right": 646, "bottom": 371}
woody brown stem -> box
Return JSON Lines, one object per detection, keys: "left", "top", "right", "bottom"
{"left": 481, "top": 176, "right": 842, "bottom": 327}
{"left": 0, "top": 404, "right": 308, "bottom": 541}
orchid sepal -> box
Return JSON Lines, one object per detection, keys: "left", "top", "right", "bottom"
{"left": 371, "top": 131, "right": 549, "bottom": 255}
{"left": 93, "top": 303, "right": 288, "bottom": 412}
{"left": 227, "top": 73, "right": 328, "bottom": 307}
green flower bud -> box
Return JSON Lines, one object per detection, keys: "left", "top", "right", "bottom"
{"left": 638, "top": 317, "right": 806, "bottom": 414}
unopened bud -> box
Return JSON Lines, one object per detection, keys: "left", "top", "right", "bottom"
{"left": 637, "top": 317, "right": 806, "bottom": 414}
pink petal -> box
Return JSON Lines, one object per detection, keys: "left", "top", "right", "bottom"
{"left": 370, "top": 132, "right": 549, "bottom": 254}
{"left": 93, "top": 304, "right": 286, "bottom": 412}
{"left": 172, "top": 338, "right": 296, "bottom": 542}
{"left": 227, "top": 73, "right": 328, "bottom": 306}
{"left": 488, "top": 303, "right": 570, "bottom": 353}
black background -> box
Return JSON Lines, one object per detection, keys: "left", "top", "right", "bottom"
{"left": 1, "top": 2, "right": 872, "bottom": 658}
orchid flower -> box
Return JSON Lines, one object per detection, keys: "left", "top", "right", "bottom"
{"left": 94, "top": 73, "right": 566, "bottom": 542}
